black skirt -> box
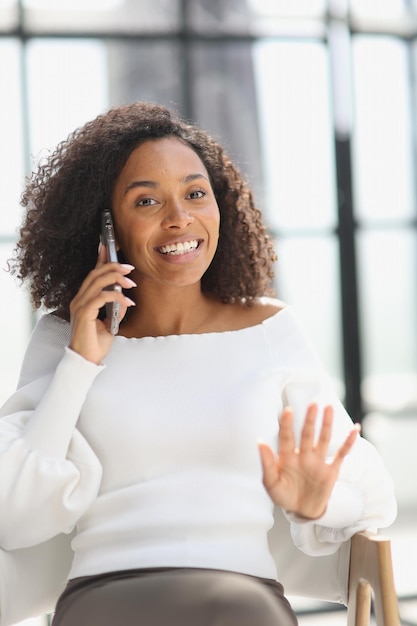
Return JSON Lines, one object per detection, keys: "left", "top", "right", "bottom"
{"left": 52, "top": 567, "right": 298, "bottom": 626}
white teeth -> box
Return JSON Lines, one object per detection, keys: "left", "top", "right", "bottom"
{"left": 159, "top": 240, "right": 199, "bottom": 255}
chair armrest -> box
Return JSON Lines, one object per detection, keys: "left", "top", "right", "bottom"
{"left": 347, "top": 530, "right": 400, "bottom": 626}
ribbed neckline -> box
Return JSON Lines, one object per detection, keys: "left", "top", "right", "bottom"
{"left": 113, "top": 306, "right": 290, "bottom": 342}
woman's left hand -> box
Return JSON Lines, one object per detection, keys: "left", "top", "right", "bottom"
{"left": 258, "top": 403, "right": 360, "bottom": 520}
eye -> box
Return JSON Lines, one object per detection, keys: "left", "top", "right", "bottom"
{"left": 187, "top": 189, "right": 206, "bottom": 200}
{"left": 135, "top": 197, "right": 158, "bottom": 207}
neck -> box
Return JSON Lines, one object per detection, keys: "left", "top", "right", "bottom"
{"left": 119, "top": 282, "right": 216, "bottom": 338}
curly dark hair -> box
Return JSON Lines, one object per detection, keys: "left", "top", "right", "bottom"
{"left": 12, "top": 101, "right": 276, "bottom": 318}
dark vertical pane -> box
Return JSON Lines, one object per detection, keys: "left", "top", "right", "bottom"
{"left": 106, "top": 40, "right": 184, "bottom": 112}
{"left": 187, "top": 0, "right": 253, "bottom": 34}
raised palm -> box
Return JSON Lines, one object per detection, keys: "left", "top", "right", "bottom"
{"left": 258, "top": 403, "right": 360, "bottom": 520}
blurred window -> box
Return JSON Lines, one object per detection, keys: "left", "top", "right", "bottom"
{"left": 21, "top": 0, "right": 180, "bottom": 33}
{"left": 0, "top": 0, "right": 416, "bottom": 424}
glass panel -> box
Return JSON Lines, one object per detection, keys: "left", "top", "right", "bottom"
{"left": 22, "top": 0, "right": 180, "bottom": 34}
{"left": 189, "top": 42, "right": 264, "bottom": 210}
{"left": 26, "top": 39, "right": 108, "bottom": 157}
{"left": 253, "top": 41, "right": 336, "bottom": 231}
{"left": 274, "top": 235, "right": 344, "bottom": 393}
{"left": 106, "top": 40, "right": 183, "bottom": 113}
{"left": 188, "top": 0, "right": 326, "bottom": 35}
{"left": 364, "top": 410, "right": 417, "bottom": 527}
{"left": 413, "top": 40, "right": 417, "bottom": 155}
{"left": 0, "top": 242, "right": 32, "bottom": 406}
{"left": 352, "top": 36, "right": 414, "bottom": 223}
{"left": 0, "top": 39, "right": 25, "bottom": 236}
{"left": 357, "top": 229, "right": 417, "bottom": 412}
{"left": 350, "top": 0, "right": 406, "bottom": 18}
{"left": 248, "top": 0, "right": 326, "bottom": 16}
{"left": 0, "top": 0, "right": 19, "bottom": 30}
{"left": 26, "top": 39, "right": 183, "bottom": 158}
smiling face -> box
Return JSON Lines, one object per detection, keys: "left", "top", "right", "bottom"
{"left": 111, "top": 137, "right": 220, "bottom": 292}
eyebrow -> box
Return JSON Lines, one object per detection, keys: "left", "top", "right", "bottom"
{"left": 123, "top": 173, "right": 209, "bottom": 195}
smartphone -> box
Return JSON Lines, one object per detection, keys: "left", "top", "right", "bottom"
{"left": 101, "top": 209, "right": 122, "bottom": 335}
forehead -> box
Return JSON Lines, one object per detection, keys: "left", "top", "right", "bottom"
{"left": 119, "top": 137, "right": 209, "bottom": 180}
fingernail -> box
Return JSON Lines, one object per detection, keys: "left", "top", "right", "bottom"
{"left": 121, "top": 264, "right": 135, "bottom": 271}
{"left": 124, "top": 278, "right": 137, "bottom": 287}
{"left": 125, "top": 297, "right": 136, "bottom": 306}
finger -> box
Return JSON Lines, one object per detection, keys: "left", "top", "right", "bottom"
{"left": 96, "top": 242, "right": 107, "bottom": 268}
{"left": 258, "top": 441, "right": 278, "bottom": 489}
{"left": 71, "top": 287, "right": 135, "bottom": 326}
{"left": 299, "top": 403, "right": 318, "bottom": 453}
{"left": 74, "top": 264, "right": 135, "bottom": 303}
{"left": 314, "top": 405, "right": 334, "bottom": 458}
{"left": 278, "top": 406, "right": 296, "bottom": 454}
{"left": 331, "top": 424, "right": 361, "bottom": 471}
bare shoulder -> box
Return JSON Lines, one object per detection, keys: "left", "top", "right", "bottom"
{"left": 214, "top": 296, "right": 286, "bottom": 332}
{"left": 243, "top": 296, "right": 287, "bottom": 325}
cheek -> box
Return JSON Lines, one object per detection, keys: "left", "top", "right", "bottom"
{"left": 207, "top": 213, "right": 220, "bottom": 257}
{"left": 115, "top": 222, "right": 145, "bottom": 258}
{"left": 207, "top": 206, "right": 220, "bottom": 233}
{"left": 117, "top": 214, "right": 150, "bottom": 241}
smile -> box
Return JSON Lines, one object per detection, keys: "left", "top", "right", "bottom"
{"left": 157, "top": 240, "right": 200, "bottom": 256}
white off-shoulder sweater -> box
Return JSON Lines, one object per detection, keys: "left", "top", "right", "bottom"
{"left": 0, "top": 307, "right": 397, "bottom": 581}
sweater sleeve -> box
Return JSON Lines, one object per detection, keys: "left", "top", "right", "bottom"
{"left": 265, "top": 308, "right": 397, "bottom": 556}
{"left": 0, "top": 315, "right": 104, "bottom": 550}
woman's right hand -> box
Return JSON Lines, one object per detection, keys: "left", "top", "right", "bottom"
{"left": 69, "top": 244, "right": 136, "bottom": 364}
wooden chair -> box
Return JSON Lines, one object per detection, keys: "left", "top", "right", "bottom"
{"left": 347, "top": 531, "right": 400, "bottom": 626}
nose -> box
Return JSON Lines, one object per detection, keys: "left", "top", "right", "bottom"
{"left": 161, "top": 200, "right": 194, "bottom": 229}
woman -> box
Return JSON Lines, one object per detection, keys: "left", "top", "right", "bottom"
{"left": 0, "top": 102, "right": 396, "bottom": 625}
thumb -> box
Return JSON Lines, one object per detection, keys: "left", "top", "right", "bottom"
{"left": 258, "top": 441, "right": 278, "bottom": 488}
